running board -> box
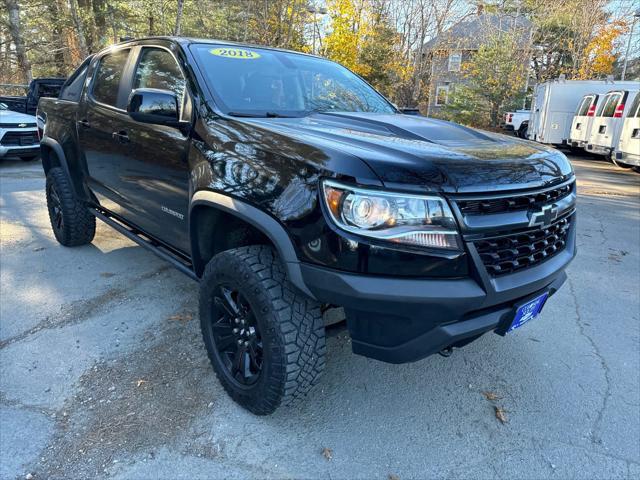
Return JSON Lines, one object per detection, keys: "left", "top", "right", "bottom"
{"left": 90, "top": 208, "right": 199, "bottom": 281}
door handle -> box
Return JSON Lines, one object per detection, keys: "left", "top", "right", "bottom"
{"left": 77, "top": 119, "right": 90, "bottom": 129}
{"left": 112, "top": 130, "right": 130, "bottom": 144}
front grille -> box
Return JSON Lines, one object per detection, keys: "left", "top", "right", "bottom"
{"left": 0, "top": 131, "right": 38, "bottom": 146}
{"left": 457, "top": 182, "right": 574, "bottom": 215}
{"left": 0, "top": 122, "right": 37, "bottom": 128}
{"left": 474, "top": 215, "right": 572, "bottom": 276}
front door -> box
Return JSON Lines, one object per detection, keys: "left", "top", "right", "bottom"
{"left": 114, "top": 46, "right": 192, "bottom": 253}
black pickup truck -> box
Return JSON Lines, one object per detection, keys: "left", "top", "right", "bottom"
{"left": 38, "top": 37, "right": 576, "bottom": 415}
{"left": 1, "top": 78, "right": 65, "bottom": 115}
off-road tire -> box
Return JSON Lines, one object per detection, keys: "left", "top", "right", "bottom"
{"left": 45, "top": 167, "right": 96, "bottom": 246}
{"left": 199, "top": 245, "right": 325, "bottom": 415}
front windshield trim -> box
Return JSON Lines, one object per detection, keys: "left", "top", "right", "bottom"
{"left": 189, "top": 43, "right": 397, "bottom": 118}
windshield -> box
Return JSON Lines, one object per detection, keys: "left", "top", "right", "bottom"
{"left": 191, "top": 44, "right": 395, "bottom": 117}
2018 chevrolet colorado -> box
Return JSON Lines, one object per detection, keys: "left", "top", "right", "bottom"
{"left": 37, "top": 37, "right": 576, "bottom": 415}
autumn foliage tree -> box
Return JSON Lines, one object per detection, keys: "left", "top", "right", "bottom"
{"left": 1, "top": 0, "right": 636, "bottom": 111}
{"left": 577, "top": 20, "right": 628, "bottom": 79}
{"left": 443, "top": 32, "right": 529, "bottom": 127}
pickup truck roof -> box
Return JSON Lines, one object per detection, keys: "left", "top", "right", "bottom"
{"left": 111, "top": 35, "right": 322, "bottom": 59}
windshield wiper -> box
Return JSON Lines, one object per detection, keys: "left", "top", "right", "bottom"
{"left": 226, "top": 111, "right": 296, "bottom": 118}
{"left": 265, "top": 112, "right": 295, "bottom": 118}
{"left": 227, "top": 111, "right": 263, "bottom": 118}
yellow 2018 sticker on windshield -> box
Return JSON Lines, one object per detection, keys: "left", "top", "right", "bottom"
{"left": 210, "top": 48, "right": 261, "bottom": 59}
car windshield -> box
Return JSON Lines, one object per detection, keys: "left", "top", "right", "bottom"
{"left": 191, "top": 44, "right": 396, "bottom": 117}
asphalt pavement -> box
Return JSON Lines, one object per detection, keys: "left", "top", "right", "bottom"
{"left": 0, "top": 154, "right": 638, "bottom": 479}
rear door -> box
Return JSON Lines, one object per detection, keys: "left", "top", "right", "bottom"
{"left": 570, "top": 94, "right": 597, "bottom": 143}
{"left": 620, "top": 93, "right": 640, "bottom": 156}
{"left": 113, "top": 44, "right": 192, "bottom": 253}
{"left": 590, "top": 91, "right": 623, "bottom": 148}
{"left": 617, "top": 92, "right": 640, "bottom": 156}
{"left": 78, "top": 47, "right": 135, "bottom": 216}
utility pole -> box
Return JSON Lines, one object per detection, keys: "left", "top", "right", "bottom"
{"left": 621, "top": 9, "right": 640, "bottom": 81}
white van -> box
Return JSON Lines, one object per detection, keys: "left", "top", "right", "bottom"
{"left": 569, "top": 93, "right": 601, "bottom": 148}
{"left": 528, "top": 78, "right": 639, "bottom": 145}
{"left": 586, "top": 89, "right": 639, "bottom": 158}
{"left": 613, "top": 92, "right": 640, "bottom": 169}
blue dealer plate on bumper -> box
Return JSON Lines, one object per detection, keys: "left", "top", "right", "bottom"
{"left": 508, "top": 292, "right": 549, "bottom": 332}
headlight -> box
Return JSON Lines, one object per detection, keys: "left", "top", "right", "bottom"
{"left": 321, "top": 179, "right": 461, "bottom": 250}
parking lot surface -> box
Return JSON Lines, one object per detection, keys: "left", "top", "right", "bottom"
{"left": 1, "top": 155, "right": 639, "bottom": 479}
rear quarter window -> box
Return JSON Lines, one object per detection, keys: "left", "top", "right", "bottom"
{"left": 59, "top": 58, "right": 91, "bottom": 102}
{"left": 598, "top": 93, "right": 622, "bottom": 118}
{"left": 91, "top": 49, "right": 130, "bottom": 107}
{"left": 628, "top": 92, "right": 640, "bottom": 118}
{"left": 576, "top": 96, "right": 593, "bottom": 116}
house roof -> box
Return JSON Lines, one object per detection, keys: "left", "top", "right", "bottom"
{"left": 424, "top": 13, "right": 532, "bottom": 51}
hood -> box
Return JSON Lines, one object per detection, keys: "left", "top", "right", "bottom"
{"left": 0, "top": 109, "right": 37, "bottom": 124}
{"left": 245, "top": 112, "right": 573, "bottom": 193}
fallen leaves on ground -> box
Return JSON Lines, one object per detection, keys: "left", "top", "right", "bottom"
{"left": 136, "top": 379, "right": 148, "bottom": 388}
{"left": 168, "top": 312, "right": 193, "bottom": 322}
{"left": 494, "top": 406, "right": 507, "bottom": 424}
{"left": 321, "top": 447, "right": 333, "bottom": 460}
{"left": 482, "top": 391, "right": 501, "bottom": 401}
{"left": 389, "top": 474, "right": 400, "bottom": 480}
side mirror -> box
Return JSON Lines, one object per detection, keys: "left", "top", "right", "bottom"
{"left": 127, "top": 88, "right": 179, "bottom": 126}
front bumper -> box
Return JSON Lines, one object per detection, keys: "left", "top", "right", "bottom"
{"left": 615, "top": 151, "right": 640, "bottom": 167}
{"left": 586, "top": 143, "right": 611, "bottom": 156}
{"left": 0, "top": 146, "right": 40, "bottom": 158}
{"left": 302, "top": 245, "right": 573, "bottom": 363}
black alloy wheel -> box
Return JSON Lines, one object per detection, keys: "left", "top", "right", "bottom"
{"left": 48, "top": 183, "right": 64, "bottom": 234}
{"left": 211, "top": 285, "right": 263, "bottom": 386}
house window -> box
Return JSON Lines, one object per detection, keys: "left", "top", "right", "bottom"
{"left": 435, "top": 85, "right": 449, "bottom": 106}
{"left": 448, "top": 52, "right": 462, "bottom": 72}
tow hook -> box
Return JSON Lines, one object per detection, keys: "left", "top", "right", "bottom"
{"left": 439, "top": 347, "right": 453, "bottom": 358}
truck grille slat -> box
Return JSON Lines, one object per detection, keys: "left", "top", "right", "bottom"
{"left": 458, "top": 183, "right": 573, "bottom": 215}
{"left": 474, "top": 215, "right": 572, "bottom": 276}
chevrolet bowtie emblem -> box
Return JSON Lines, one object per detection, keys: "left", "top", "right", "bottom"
{"left": 18, "top": 123, "right": 27, "bottom": 127}
{"left": 529, "top": 204, "right": 559, "bottom": 228}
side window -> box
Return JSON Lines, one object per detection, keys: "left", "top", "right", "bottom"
{"left": 133, "top": 48, "right": 186, "bottom": 112}
{"left": 448, "top": 52, "right": 462, "bottom": 72}
{"left": 92, "top": 49, "right": 130, "bottom": 107}
{"left": 435, "top": 85, "right": 449, "bottom": 106}
{"left": 59, "top": 58, "right": 91, "bottom": 101}
{"left": 600, "top": 93, "right": 622, "bottom": 118}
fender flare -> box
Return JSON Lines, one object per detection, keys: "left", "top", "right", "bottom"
{"left": 190, "top": 190, "right": 316, "bottom": 299}
{"left": 41, "top": 136, "right": 76, "bottom": 195}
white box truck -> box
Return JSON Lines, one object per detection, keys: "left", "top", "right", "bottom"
{"left": 527, "top": 78, "right": 639, "bottom": 146}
